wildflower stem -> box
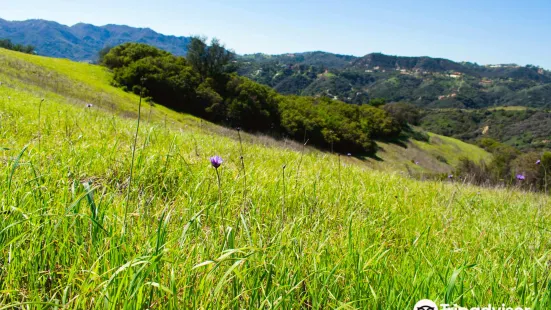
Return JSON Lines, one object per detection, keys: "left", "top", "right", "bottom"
{"left": 215, "top": 168, "right": 222, "bottom": 216}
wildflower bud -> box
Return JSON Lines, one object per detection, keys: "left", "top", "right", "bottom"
{"left": 209, "top": 156, "right": 223, "bottom": 168}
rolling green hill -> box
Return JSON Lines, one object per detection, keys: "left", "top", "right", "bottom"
{"left": 420, "top": 108, "right": 551, "bottom": 150}
{"left": 0, "top": 47, "right": 490, "bottom": 175}
{"left": 2, "top": 48, "right": 550, "bottom": 309}
{"left": 238, "top": 52, "right": 551, "bottom": 109}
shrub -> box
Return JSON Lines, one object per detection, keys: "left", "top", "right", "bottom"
{"left": 436, "top": 155, "right": 448, "bottom": 163}
{"left": 383, "top": 102, "right": 421, "bottom": 127}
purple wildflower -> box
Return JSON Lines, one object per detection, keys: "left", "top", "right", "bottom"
{"left": 209, "top": 156, "right": 223, "bottom": 169}
{"left": 536, "top": 159, "right": 541, "bottom": 165}
{"left": 448, "top": 174, "right": 453, "bottom": 179}
{"left": 86, "top": 103, "right": 93, "bottom": 108}
{"left": 516, "top": 174, "right": 525, "bottom": 181}
{"left": 415, "top": 161, "right": 420, "bottom": 165}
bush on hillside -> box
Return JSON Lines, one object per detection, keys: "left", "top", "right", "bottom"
{"left": 111, "top": 54, "right": 201, "bottom": 114}
{"left": 455, "top": 139, "right": 551, "bottom": 193}
{"left": 0, "top": 38, "right": 35, "bottom": 54}
{"left": 102, "top": 43, "right": 171, "bottom": 69}
{"left": 383, "top": 102, "right": 421, "bottom": 127}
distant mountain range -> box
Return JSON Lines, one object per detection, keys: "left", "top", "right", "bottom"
{"left": 2, "top": 18, "right": 550, "bottom": 110}
{"left": 0, "top": 18, "right": 190, "bottom": 62}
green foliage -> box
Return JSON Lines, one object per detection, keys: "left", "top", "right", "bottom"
{"left": 368, "top": 97, "right": 386, "bottom": 107}
{"left": 101, "top": 43, "right": 404, "bottom": 154}
{"left": 224, "top": 76, "right": 280, "bottom": 131}
{"left": 410, "top": 128, "right": 431, "bottom": 142}
{"left": 455, "top": 139, "right": 551, "bottom": 193}
{"left": 187, "top": 37, "right": 235, "bottom": 80}
{"left": 421, "top": 108, "right": 551, "bottom": 151}
{"left": 435, "top": 154, "right": 448, "bottom": 163}
{"left": 96, "top": 45, "right": 113, "bottom": 64}
{"left": 0, "top": 38, "right": 35, "bottom": 54}
{"left": 111, "top": 52, "right": 200, "bottom": 113}
{"left": 279, "top": 97, "right": 400, "bottom": 152}
{"left": 383, "top": 102, "right": 421, "bottom": 127}
{"left": 102, "top": 42, "right": 171, "bottom": 69}
{"left": 239, "top": 52, "right": 551, "bottom": 109}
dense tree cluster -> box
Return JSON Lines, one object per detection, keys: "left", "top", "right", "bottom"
{"left": 0, "top": 39, "right": 35, "bottom": 54}
{"left": 238, "top": 52, "right": 551, "bottom": 109}
{"left": 101, "top": 41, "right": 405, "bottom": 154}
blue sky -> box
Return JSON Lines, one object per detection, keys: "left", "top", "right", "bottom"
{"left": 3, "top": 0, "right": 551, "bottom": 68}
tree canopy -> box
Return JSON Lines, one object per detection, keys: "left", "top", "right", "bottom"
{"left": 101, "top": 42, "right": 408, "bottom": 154}
{"left": 186, "top": 37, "right": 235, "bottom": 81}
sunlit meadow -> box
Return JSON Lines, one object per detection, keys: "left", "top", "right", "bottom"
{"left": 1, "top": 49, "right": 551, "bottom": 309}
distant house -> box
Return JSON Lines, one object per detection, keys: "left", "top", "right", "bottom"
{"left": 479, "top": 79, "right": 493, "bottom": 85}
{"left": 449, "top": 74, "right": 461, "bottom": 78}
{"left": 438, "top": 93, "right": 458, "bottom": 100}
{"left": 538, "top": 68, "right": 545, "bottom": 74}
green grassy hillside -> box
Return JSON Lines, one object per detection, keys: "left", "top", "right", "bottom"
{"left": 1, "top": 49, "right": 550, "bottom": 309}
{"left": 0, "top": 47, "right": 490, "bottom": 175}
{"left": 368, "top": 132, "right": 492, "bottom": 175}
{"left": 420, "top": 107, "right": 551, "bottom": 150}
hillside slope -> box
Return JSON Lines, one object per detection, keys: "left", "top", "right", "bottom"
{"left": 0, "top": 47, "right": 490, "bottom": 175}
{"left": 238, "top": 52, "right": 551, "bottom": 109}
{"left": 420, "top": 107, "right": 551, "bottom": 150}
{"left": 2, "top": 49, "right": 549, "bottom": 309}
{"left": 0, "top": 18, "right": 191, "bottom": 61}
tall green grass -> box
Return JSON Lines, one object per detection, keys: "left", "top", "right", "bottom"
{"left": 1, "top": 50, "right": 551, "bottom": 309}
